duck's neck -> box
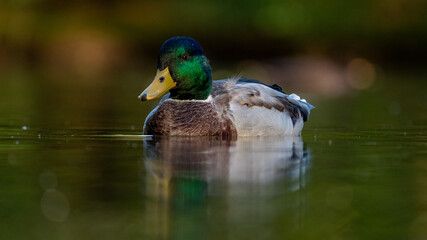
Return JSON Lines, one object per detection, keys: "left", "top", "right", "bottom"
{"left": 169, "top": 68, "right": 212, "bottom": 100}
{"left": 170, "top": 87, "right": 211, "bottom": 100}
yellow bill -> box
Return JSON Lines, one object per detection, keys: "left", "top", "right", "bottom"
{"left": 138, "top": 67, "right": 176, "bottom": 101}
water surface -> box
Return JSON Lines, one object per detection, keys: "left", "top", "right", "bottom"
{"left": 0, "top": 72, "right": 426, "bottom": 239}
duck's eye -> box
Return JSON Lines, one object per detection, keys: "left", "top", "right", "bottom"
{"left": 181, "top": 53, "right": 190, "bottom": 61}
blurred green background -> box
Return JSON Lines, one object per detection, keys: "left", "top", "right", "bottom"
{"left": 2, "top": 0, "right": 427, "bottom": 78}
{"left": 1, "top": 0, "right": 426, "bottom": 129}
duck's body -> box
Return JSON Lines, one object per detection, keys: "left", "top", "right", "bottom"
{"left": 144, "top": 78, "right": 312, "bottom": 137}
{"left": 139, "top": 37, "right": 314, "bottom": 137}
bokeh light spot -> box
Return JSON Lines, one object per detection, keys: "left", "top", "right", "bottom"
{"left": 40, "top": 190, "right": 69, "bottom": 223}
{"left": 346, "top": 58, "right": 376, "bottom": 89}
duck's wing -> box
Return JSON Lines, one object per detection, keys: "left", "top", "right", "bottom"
{"left": 235, "top": 78, "right": 285, "bottom": 93}
{"left": 212, "top": 79, "right": 314, "bottom": 123}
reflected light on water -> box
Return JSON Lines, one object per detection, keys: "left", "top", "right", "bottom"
{"left": 39, "top": 169, "right": 69, "bottom": 223}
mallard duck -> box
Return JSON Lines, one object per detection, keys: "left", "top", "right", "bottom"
{"left": 138, "top": 37, "right": 314, "bottom": 137}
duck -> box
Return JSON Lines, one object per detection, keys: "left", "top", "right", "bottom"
{"left": 138, "top": 37, "right": 314, "bottom": 137}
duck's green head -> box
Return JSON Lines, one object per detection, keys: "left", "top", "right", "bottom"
{"left": 139, "top": 37, "right": 212, "bottom": 101}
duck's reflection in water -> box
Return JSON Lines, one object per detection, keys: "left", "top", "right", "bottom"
{"left": 142, "top": 136, "right": 310, "bottom": 239}
{"left": 144, "top": 136, "right": 309, "bottom": 194}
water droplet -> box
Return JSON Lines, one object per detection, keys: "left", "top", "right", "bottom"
{"left": 15, "top": 140, "right": 19, "bottom": 145}
{"left": 22, "top": 126, "right": 28, "bottom": 130}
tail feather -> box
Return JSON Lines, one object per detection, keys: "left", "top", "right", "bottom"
{"left": 288, "top": 93, "right": 315, "bottom": 122}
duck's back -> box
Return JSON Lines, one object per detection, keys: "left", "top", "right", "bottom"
{"left": 211, "top": 78, "right": 314, "bottom": 136}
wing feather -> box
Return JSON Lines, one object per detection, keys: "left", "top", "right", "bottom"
{"left": 213, "top": 80, "right": 314, "bottom": 123}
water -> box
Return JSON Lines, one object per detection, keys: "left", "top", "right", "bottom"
{"left": 0, "top": 71, "right": 426, "bottom": 239}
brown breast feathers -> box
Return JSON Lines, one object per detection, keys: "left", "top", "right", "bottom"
{"left": 143, "top": 99, "right": 236, "bottom": 137}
